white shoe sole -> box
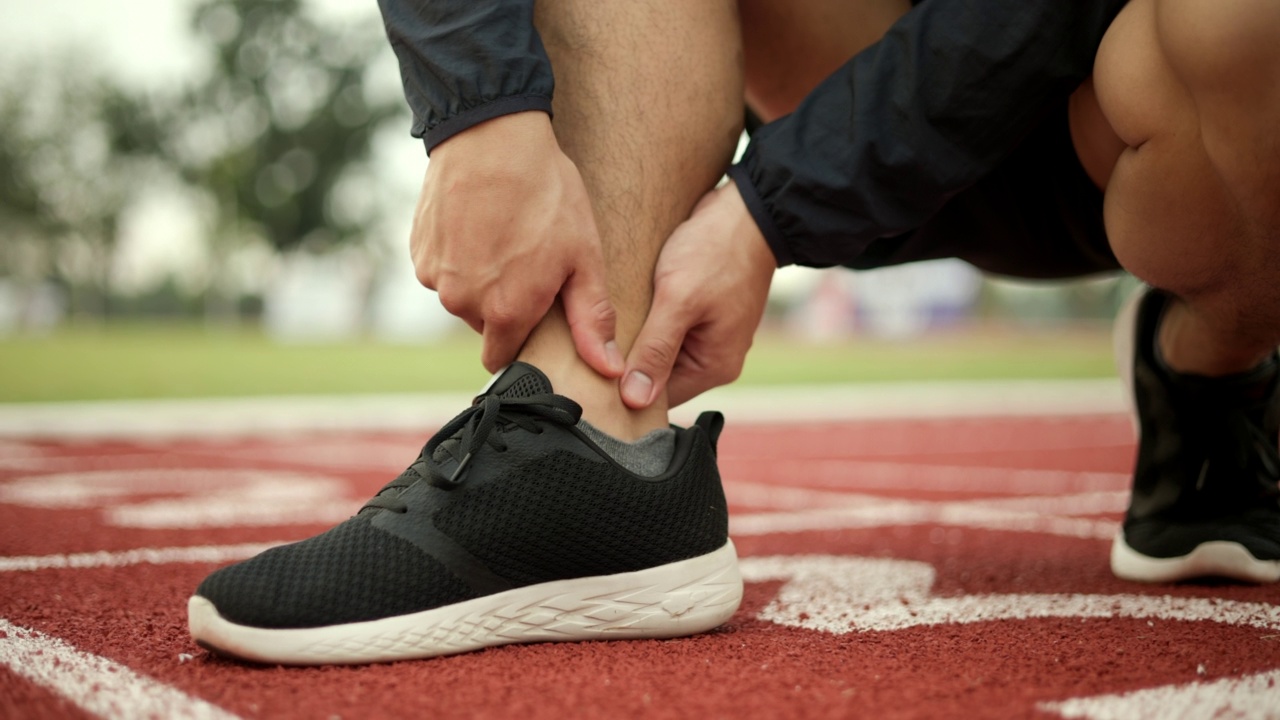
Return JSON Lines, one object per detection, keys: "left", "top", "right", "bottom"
{"left": 1112, "top": 292, "right": 1280, "bottom": 583}
{"left": 189, "top": 540, "right": 743, "bottom": 665}
{"left": 1111, "top": 530, "right": 1280, "bottom": 583}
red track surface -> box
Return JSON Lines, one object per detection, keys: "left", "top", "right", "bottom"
{"left": 3, "top": 414, "right": 1279, "bottom": 719}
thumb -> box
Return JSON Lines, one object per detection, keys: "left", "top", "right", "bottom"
{"left": 621, "top": 300, "right": 691, "bottom": 409}
{"left": 561, "top": 260, "right": 623, "bottom": 378}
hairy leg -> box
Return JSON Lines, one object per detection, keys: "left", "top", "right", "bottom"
{"left": 516, "top": 0, "right": 743, "bottom": 439}
{"left": 1082, "top": 0, "right": 1280, "bottom": 376}
{"left": 739, "top": 0, "right": 910, "bottom": 121}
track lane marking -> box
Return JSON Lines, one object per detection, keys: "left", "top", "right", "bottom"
{"left": 1039, "top": 669, "right": 1280, "bottom": 720}
{"left": 0, "top": 543, "right": 281, "bottom": 572}
{"left": 730, "top": 500, "right": 1118, "bottom": 539}
{"left": 723, "top": 461, "right": 1130, "bottom": 494}
{"left": 0, "top": 617, "right": 240, "bottom": 720}
{"left": 740, "top": 555, "right": 1280, "bottom": 633}
{"left": 0, "top": 469, "right": 356, "bottom": 528}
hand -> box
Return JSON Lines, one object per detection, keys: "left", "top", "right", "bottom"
{"left": 411, "top": 111, "right": 622, "bottom": 376}
{"left": 621, "top": 181, "right": 776, "bottom": 409}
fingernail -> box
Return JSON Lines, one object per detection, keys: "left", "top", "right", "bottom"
{"left": 622, "top": 371, "right": 653, "bottom": 406}
{"left": 604, "top": 341, "right": 624, "bottom": 374}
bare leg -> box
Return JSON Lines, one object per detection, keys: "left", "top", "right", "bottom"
{"left": 514, "top": 0, "right": 743, "bottom": 440}
{"left": 1082, "top": 0, "right": 1280, "bottom": 376}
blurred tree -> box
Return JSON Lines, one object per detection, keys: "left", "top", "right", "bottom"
{"left": 177, "top": 0, "right": 402, "bottom": 256}
{"left": 1, "top": 1, "right": 405, "bottom": 327}
{"left": 0, "top": 63, "right": 166, "bottom": 321}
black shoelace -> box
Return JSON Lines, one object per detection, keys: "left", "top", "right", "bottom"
{"left": 360, "top": 392, "right": 582, "bottom": 514}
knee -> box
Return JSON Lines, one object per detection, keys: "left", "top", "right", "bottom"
{"left": 1156, "top": 0, "right": 1280, "bottom": 96}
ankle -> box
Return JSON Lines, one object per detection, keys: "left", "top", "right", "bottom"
{"left": 517, "top": 346, "right": 668, "bottom": 441}
{"left": 516, "top": 302, "right": 668, "bottom": 440}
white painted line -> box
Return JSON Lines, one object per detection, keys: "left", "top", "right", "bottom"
{"left": 0, "top": 543, "right": 281, "bottom": 572}
{"left": 741, "top": 555, "right": 1280, "bottom": 633}
{"left": 0, "top": 379, "right": 1126, "bottom": 438}
{"left": 744, "top": 554, "right": 1280, "bottom": 718}
{"left": 730, "top": 498, "right": 1118, "bottom": 540}
{"left": 680, "top": 379, "right": 1126, "bottom": 424}
{"left": 0, "top": 617, "right": 240, "bottom": 720}
{"left": 0, "top": 392, "right": 474, "bottom": 440}
{"left": 725, "top": 481, "right": 885, "bottom": 510}
{"left": 0, "top": 440, "right": 50, "bottom": 470}
{"left": 0, "top": 453, "right": 181, "bottom": 473}
{"left": 724, "top": 461, "right": 1131, "bottom": 495}
{"left": 0, "top": 468, "right": 355, "bottom": 528}
{"left": 1040, "top": 669, "right": 1280, "bottom": 720}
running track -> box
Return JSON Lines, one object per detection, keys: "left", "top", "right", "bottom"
{"left": 2, "top": 381, "right": 1279, "bottom": 719}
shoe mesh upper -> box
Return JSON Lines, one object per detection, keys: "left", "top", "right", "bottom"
{"left": 500, "top": 372, "right": 547, "bottom": 400}
{"left": 193, "top": 363, "right": 730, "bottom": 632}
{"left": 196, "top": 517, "right": 474, "bottom": 629}
{"left": 434, "top": 446, "right": 727, "bottom": 586}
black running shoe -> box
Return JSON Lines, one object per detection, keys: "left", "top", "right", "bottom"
{"left": 1111, "top": 287, "right": 1280, "bottom": 583}
{"left": 188, "top": 362, "right": 742, "bottom": 664}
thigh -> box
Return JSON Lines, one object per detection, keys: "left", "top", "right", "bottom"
{"left": 740, "top": 0, "right": 911, "bottom": 121}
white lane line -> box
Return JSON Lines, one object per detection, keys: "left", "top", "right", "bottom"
{"left": 1040, "top": 669, "right": 1280, "bottom": 720}
{"left": 0, "top": 468, "right": 356, "bottom": 528}
{"left": 0, "top": 379, "right": 1126, "bottom": 438}
{"left": 0, "top": 543, "right": 282, "bottom": 572}
{"left": 0, "top": 453, "right": 201, "bottom": 473}
{"left": 725, "top": 480, "right": 1126, "bottom": 517}
{"left": 730, "top": 499, "right": 1117, "bottom": 539}
{"left": 969, "top": 491, "right": 1127, "bottom": 515}
{"left": 722, "top": 461, "right": 1130, "bottom": 495}
{"left": 724, "top": 481, "right": 885, "bottom": 510}
{"left": 741, "top": 555, "right": 1280, "bottom": 633}
{"left": 217, "top": 439, "right": 414, "bottom": 471}
{"left": 0, "top": 617, "right": 240, "bottom": 720}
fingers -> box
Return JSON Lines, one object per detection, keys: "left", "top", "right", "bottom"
{"left": 665, "top": 367, "right": 706, "bottom": 410}
{"left": 561, "top": 262, "right": 623, "bottom": 378}
{"left": 665, "top": 349, "right": 745, "bottom": 408}
{"left": 439, "top": 278, "right": 551, "bottom": 373}
{"left": 622, "top": 298, "right": 691, "bottom": 409}
{"left": 476, "top": 288, "right": 558, "bottom": 373}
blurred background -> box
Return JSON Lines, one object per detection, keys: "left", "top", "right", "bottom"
{"left": 0, "top": 0, "right": 1133, "bottom": 403}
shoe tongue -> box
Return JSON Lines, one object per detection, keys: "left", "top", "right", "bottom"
{"left": 431, "top": 363, "right": 556, "bottom": 465}
{"left": 480, "top": 362, "right": 555, "bottom": 400}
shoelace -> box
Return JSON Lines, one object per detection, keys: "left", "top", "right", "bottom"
{"left": 360, "top": 392, "right": 582, "bottom": 514}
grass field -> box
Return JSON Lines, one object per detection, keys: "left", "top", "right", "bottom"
{"left": 0, "top": 321, "right": 1118, "bottom": 403}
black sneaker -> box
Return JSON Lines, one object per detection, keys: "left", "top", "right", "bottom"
{"left": 1111, "top": 287, "right": 1280, "bottom": 582}
{"left": 188, "top": 362, "right": 742, "bottom": 664}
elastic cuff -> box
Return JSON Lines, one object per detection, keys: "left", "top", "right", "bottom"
{"left": 727, "top": 163, "right": 792, "bottom": 268}
{"left": 424, "top": 95, "right": 554, "bottom": 155}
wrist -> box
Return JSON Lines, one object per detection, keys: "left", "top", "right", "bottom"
{"left": 724, "top": 180, "right": 777, "bottom": 276}
{"left": 431, "top": 110, "right": 557, "bottom": 165}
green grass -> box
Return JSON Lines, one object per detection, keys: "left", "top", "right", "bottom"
{"left": 0, "top": 322, "right": 1117, "bottom": 403}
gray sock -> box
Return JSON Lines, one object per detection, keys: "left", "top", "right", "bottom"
{"left": 576, "top": 420, "right": 676, "bottom": 477}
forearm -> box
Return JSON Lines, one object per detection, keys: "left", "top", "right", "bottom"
{"left": 731, "top": 0, "right": 1128, "bottom": 267}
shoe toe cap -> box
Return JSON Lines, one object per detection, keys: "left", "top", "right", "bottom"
{"left": 194, "top": 518, "right": 476, "bottom": 629}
